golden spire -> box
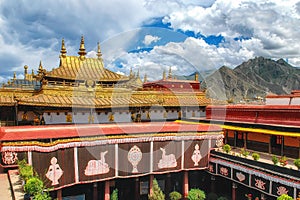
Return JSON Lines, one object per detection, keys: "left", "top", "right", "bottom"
{"left": 60, "top": 38, "right": 67, "bottom": 57}
{"left": 13, "top": 72, "right": 16, "bottom": 80}
{"left": 168, "top": 67, "right": 172, "bottom": 79}
{"left": 38, "top": 60, "right": 43, "bottom": 71}
{"left": 97, "top": 42, "right": 102, "bottom": 59}
{"left": 78, "top": 35, "right": 87, "bottom": 59}
{"left": 129, "top": 67, "right": 133, "bottom": 78}
{"left": 137, "top": 68, "right": 140, "bottom": 78}
{"left": 163, "top": 70, "right": 166, "bottom": 80}
{"left": 31, "top": 69, "right": 34, "bottom": 76}
{"left": 195, "top": 72, "right": 199, "bottom": 81}
{"left": 24, "top": 65, "right": 28, "bottom": 80}
{"left": 144, "top": 74, "right": 147, "bottom": 83}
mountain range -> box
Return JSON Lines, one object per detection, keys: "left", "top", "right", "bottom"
{"left": 201, "top": 57, "right": 300, "bottom": 102}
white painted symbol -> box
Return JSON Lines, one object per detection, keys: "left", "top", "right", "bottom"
{"left": 255, "top": 179, "right": 266, "bottom": 190}
{"left": 191, "top": 144, "right": 201, "bottom": 166}
{"left": 2, "top": 151, "right": 18, "bottom": 165}
{"left": 128, "top": 145, "right": 142, "bottom": 173}
{"left": 46, "top": 157, "right": 63, "bottom": 185}
{"left": 236, "top": 172, "right": 245, "bottom": 182}
{"left": 277, "top": 186, "right": 288, "bottom": 195}
{"left": 158, "top": 147, "right": 177, "bottom": 169}
{"left": 220, "top": 167, "right": 228, "bottom": 176}
{"left": 85, "top": 151, "right": 109, "bottom": 176}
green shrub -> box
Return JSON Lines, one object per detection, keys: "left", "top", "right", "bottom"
{"left": 24, "top": 177, "right": 44, "bottom": 195}
{"left": 252, "top": 153, "right": 260, "bottom": 161}
{"left": 33, "top": 192, "right": 52, "bottom": 200}
{"left": 222, "top": 144, "right": 231, "bottom": 153}
{"left": 217, "top": 197, "right": 228, "bottom": 200}
{"left": 110, "top": 188, "right": 118, "bottom": 200}
{"left": 279, "top": 156, "right": 288, "bottom": 166}
{"left": 293, "top": 158, "right": 300, "bottom": 170}
{"left": 148, "top": 178, "right": 165, "bottom": 200}
{"left": 169, "top": 191, "right": 182, "bottom": 200}
{"left": 272, "top": 155, "right": 279, "bottom": 165}
{"left": 187, "top": 188, "right": 206, "bottom": 200}
{"left": 277, "top": 194, "right": 293, "bottom": 200}
{"left": 240, "top": 148, "right": 250, "bottom": 158}
{"left": 19, "top": 163, "right": 34, "bottom": 181}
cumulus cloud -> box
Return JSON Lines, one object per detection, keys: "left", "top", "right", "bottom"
{"left": 143, "top": 35, "right": 161, "bottom": 46}
{"left": 162, "top": 0, "right": 300, "bottom": 66}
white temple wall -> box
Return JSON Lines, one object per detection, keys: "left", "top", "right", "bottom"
{"left": 265, "top": 98, "right": 290, "bottom": 105}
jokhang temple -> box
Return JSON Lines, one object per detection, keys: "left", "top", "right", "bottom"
{"left": 0, "top": 36, "right": 299, "bottom": 200}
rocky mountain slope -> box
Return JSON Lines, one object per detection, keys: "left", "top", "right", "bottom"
{"left": 203, "top": 57, "right": 300, "bottom": 102}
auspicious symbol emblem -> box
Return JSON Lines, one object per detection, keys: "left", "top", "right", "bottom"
{"left": 208, "top": 164, "right": 214, "bottom": 173}
{"left": 46, "top": 157, "right": 63, "bottom": 185}
{"left": 277, "top": 186, "right": 289, "bottom": 195}
{"left": 2, "top": 151, "right": 18, "bottom": 165}
{"left": 191, "top": 144, "right": 201, "bottom": 166}
{"left": 85, "top": 151, "right": 109, "bottom": 176}
{"left": 216, "top": 138, "right": 223, "bottom": 147}
{"left": 128, "top": 145, "right": 142, "bottom": 173}
{"left": 158, "top": 147, "right": 177, "bottom": 169}
{"left": 255, "top": 179, "right": 266, "bottom": 190}
{"left": 236, "top": 172, "right": 245, "bottom": 182}
{"left": 220, "top": 167, "right": 229, "bottom": 176}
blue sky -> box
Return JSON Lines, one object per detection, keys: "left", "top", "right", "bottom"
{"left": 0, "top": 0, "right": 300, "bottom": 82}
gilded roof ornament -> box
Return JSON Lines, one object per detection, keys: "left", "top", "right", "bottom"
{"left": 129, "top": 67, "right": 134, "bottom": 78}
{"left": 163, "top": 70, "right": 166, "bottom": 80}
{"left": 60, "top": 38, "right": 67, "bottom": 57}
{"left": 97, "top": 42, "right": 102, "bottom": 59}
{"left": 13, "top": 72, "right": 16, "bottom": 80}
{"left": 168, "top": 67, "right": 172, "bottom": 79}
{"left": 78, "top": 35, "right": 87, "bottom": 60}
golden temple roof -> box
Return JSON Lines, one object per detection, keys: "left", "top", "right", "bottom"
{"left": 0, "top": 96, "right": 16, "bottom": 106}
{"left": 46, "top": 56, "right": 128, "bottom": 82}
{"left": 18, "top": 94, "right": 152, "bottom": 108}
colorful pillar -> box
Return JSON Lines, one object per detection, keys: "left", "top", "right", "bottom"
{"left": 149, "top": 174, "right": 154, "bottom": 195}
{"left": 232, "top": 182, "right": 237, "bottom": 200}
{"left": 183, "top": 171, "right": 189, "bottom": 198}
{"left": 135, "top": 178, "right": 139, "bottom": 200}
{"left": 104, "top": 181, "right": 110, "bottom": 200}
{"left": 93, "top": 183, "right": 98, "bottom": 200}
{"left": 57, "top": 189, "right": 62, "bottom": 200}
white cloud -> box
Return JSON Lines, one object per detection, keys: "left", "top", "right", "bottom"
{"left": 162, "top": 0, "right": 300, "bottom": 66}
{"left": 143, "top": 35, "right": 161, "bottom": 46}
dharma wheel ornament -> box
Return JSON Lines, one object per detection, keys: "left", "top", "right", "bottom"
{"left": 128, "top": 145, "right": 142, "bottom": 173}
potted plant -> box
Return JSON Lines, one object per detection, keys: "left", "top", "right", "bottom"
{"left": 110, "top": 188, "right": 118, "bottom": 200}
{"left": 187, "top": 188, "right": 206, "bottom": 200}
{"left": 252, "top": 153, "right": 260, "bottom": 161}
{"left": 148, "top": 178, "right": 165, "bottom": 200}
{"left": 293, "top": 158, "right": 300, "bottom": 170}
{"left": 24, "top": 177, "right": 44, "bottom": 196}
{"left": 240, "top": 148, "right": 250, "bottom": 158}
{"left": 169, "top": 191, "right": 182, "bottom": 200}
{"left": 272, "top": 155, "right": 279, "bottom": 165}
{"left": 279, "top": 156, "right": 288, "bottom": 167}
{"left": 277, "top": 194, "right": 293, "bottom": 200}
{"left": 222, "top": 144, "right": 231, "bottom": 154}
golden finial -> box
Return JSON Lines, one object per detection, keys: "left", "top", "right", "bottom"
{"left": 24, "top": 65, "right": 28, "bottom": 74}
{"left": 195, "top": 72, "right": 199, "bottom": 81}
{"left": 168, "top": 66, "right": 172, "bottom": 79}
{"left": 38, "top": 60, "right": 43, "bottom": 71}
{"left": 137, "top": 68, "right": 140, "bottom": 78}
{"left": 13, "top": 72, "right": 16, "bottom": 80}
{"left": 60, "top": 38, "right": 67, "bottom": 57}
{"left": 144, "top": 74, "right": 147, "bottom": 83}
{"left": 162, "top": 70, "right": 166, "bottom": 80}
{"left": 97, "top": 42, "right": 102, "bottom": 59}
{"left": 129, "top": 67, "right": 133, "bottom": 78}
{"left": 78, "top": 35, "right": 86, "bottom": 59}
{"left": 31, "top": 69, "right": 34, "bottom": 76}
